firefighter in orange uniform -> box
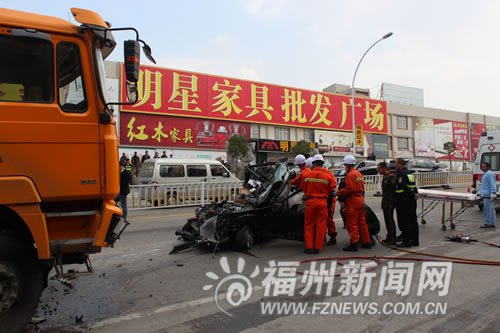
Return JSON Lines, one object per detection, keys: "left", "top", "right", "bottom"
{"left": 290, "top": 154, "right": 310, "bottom": 189}
{"left": 337, "top": 155, "right": 371, "bottom": 252}
{"left": 319, "top": 166, "right": 338, "bottom": 245}
{"left": 302, "top": 154, "right": 336, "bottom": 254}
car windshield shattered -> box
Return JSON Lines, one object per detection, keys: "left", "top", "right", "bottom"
{"left": 170, "top": 157, "right": 379, "bottom": 254}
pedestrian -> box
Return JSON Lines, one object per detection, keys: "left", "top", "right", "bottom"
{"left": 115, "top": 161, "right": 131, "bottom": 221}
{"left": 302, "top": 154, "right": 336, "bottom": 254}
{"left": 153, "top": 151, "right": 160, "bottom": 159}
{"left": 161, "top": 151, "right": 168, "bottom": 158}
{"left": 119, "top": 152, "right": 127, "bottom": 165}
{"left": 290, "top": 154, "right": 310, "bottom": 189}
{"left": 131, "top": 151, "right": 141, "bottom": 177}
{"left": 141, "top": 150, "right": 151, "bottom": 164}
{"left": 480, "top": 162, "right": 497, "bottom": 228}
{"left": 377, "top": 161, "right": 397, "bottom": 245}
{"left": 394, "top": 157, "right": 419, "bottom": 247}
{"left": 337, "top": 155, "right": 371, "bottom": 252}
{"left": 124, "top": 158, "right": 133, "bottom": 174}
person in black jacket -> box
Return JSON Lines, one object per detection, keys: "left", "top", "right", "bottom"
{"left": 394, "top": 158, "right": 419, "bottom": 247}
{"left": 377, "top": 161, "right": 397, "bottom": 245}
{"left": 115, "top": 161, "right": 131, "bottom": 220}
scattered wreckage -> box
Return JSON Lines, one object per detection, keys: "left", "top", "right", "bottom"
{"left": 171, "top": 158, "right": 380, "bottom": 253}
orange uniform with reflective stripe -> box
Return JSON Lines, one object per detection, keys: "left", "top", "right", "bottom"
{"left": 290, "top": 166, "right": 311, "bottom": 190}
{"left": 337, "top": 168, "right": 370, "bottom": 245}
{"left": 317, "top": 167, "right": 337, "bottom": 235}
{"left": 302, "top": 166, "right": 336, "bottom": 250}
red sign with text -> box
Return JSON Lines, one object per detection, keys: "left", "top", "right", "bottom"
{"left": 120, "top": 112, "right": 250, "bottom": 150}
{"left": 120, "top": 65, "right": 388, "bottom": 134}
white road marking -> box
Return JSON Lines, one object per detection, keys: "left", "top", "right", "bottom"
{"left": 88, "top": 285, "right": 264, "bottom": 328}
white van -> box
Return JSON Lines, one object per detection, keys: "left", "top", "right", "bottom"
{"left": 472, "top": 130, "right": 500, "bottom": 209}
{"left": 138, "top": 159, "right": 241, "bottom": 205}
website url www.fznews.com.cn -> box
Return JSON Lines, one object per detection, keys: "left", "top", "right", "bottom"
{"left": 261, "top": 301, "right": 448, "bottom": 316}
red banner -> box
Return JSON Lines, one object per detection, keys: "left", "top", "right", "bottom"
{"left": 120, "top": 65, "right": 388, "bottom": 134}
{"left": 120, "top": 113, "right": 250, "bottom": 150}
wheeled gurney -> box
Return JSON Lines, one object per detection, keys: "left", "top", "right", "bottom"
{"left": 417, "top": 189, "right": 478, "bottom": 231}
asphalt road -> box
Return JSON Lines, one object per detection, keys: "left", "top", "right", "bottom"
{"left": 34, "top": 188, "right": 500, "bottom": 333}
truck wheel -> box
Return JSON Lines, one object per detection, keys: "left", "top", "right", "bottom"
{"left": 230, "top": 224, "right": 254, "bottom": 250}
{"left": 0, "top": 231, "right": 43, "bottom": 333}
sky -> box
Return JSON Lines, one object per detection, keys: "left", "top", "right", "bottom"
{"left": 2, "top": 0, "right": 500, "bottom": 116}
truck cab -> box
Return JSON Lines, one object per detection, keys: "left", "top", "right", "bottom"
{"left": 471, "top": 130, "right": 500, "bottom": 209}
{"left": 0, "top": 7, "right": 153, "bottom": 330}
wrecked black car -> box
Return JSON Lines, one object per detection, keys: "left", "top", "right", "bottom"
{"left": 172, "top": 158, "right": 380, "bottom": 253}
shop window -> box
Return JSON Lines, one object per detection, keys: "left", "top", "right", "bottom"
{"left": 304, "top": 129, "right": 314, "bottom": 143}
{"left": 251, "top": 124, "right": 260, "bottom": 138}
{"left": 275, "top": 126, "right": 289, "bottom": 141}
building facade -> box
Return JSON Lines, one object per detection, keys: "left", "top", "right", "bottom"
{"left": 105, "top": 61, "right": 500, "bottom": 170}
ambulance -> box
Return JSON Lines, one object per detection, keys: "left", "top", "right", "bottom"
{"left": 471, "top": 131, "right": 500, "bottom": 209}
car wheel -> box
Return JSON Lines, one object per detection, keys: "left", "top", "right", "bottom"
{"left": 0, "top": 231, "right": 44, "bottom": 332}
{"left": 231, "top": 224, "right": 254, "bottom": 250}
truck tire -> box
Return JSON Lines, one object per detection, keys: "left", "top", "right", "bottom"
{"left": 0, "top": 231, "right": 43, "bottom": 333}
{"left": 230, "top": 224, "right": 254, "bottom": 250}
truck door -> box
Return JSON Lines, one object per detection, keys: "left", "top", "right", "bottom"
{"left": 0, "top": 32, "right": 101, "bottom": 204}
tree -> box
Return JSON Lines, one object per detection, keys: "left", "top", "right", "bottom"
{"left": 291, "top": 140, "right": 313, "bottom": 156}
{"left": 227, "top": 135, "right": 249, "bottom": 179}
{"left": 227, "top": 135, "right": 248, "bottom": 159}
{"left": 443, "top": 141, "right": 456, "bottom": 171}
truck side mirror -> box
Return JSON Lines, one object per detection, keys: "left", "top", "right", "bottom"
{"left": 124, "top": 40, "right": 140, "bottom": 83}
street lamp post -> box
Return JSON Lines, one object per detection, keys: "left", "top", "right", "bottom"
{"left": 351, "top": 32, "right": 393, "bottom": 156}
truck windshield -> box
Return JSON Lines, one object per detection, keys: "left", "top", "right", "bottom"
{"left": 94, "top": 46, "right": 109, "bottom": 104}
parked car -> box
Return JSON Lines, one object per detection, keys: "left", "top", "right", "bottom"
{"left": 333, "top": 160, "right": 378, "bottom": 177}
{"left": 138, "top": 159, "right": 240, "bottom": 205}
{"left": 171, "top": 158, "right": 380, "bottom": 252}
{"left": 387, "top": 159, "right": 445, "bottom": 173}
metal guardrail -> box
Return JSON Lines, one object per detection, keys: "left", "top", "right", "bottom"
{"left": 125, "top": 171, "right": 472, "bottom": 211}
{"left": 128, "top": 181, "right": 242, "bottom": 210}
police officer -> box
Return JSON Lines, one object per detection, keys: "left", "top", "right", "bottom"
{"left": 394, "top": 158, "right": 419, "bottom": 247}
{"left": 377, "top": 161, "right": 397, "bottom": 245}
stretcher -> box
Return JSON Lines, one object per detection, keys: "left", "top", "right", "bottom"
{"left": 416, "top": 189, "right": 478, "bottom": 231}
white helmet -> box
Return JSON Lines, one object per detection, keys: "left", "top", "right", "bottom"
{"left": 305, "top": 157, "right": 313, "bottom": 168}
{"left": 294, "top": 154, "right": 306, "bottom": 165}
{"left": 312, "top": 154, "right": 324, "bottom": 163}
{"left": 343, "top": 155, "right": 356, "bottom": 166}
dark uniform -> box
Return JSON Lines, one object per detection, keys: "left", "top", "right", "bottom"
{"left": 381, "top": 172, "right": 397, "bottom": 242}
{"left": 395, "top": 168, "right": 419, "bottom": 246}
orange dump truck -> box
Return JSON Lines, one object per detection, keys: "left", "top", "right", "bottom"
{"left": 0, "top": 7, "right": 154, "bottom": 331}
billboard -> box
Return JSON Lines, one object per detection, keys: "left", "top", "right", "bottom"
{"left": 315, "top": 130, "right": 352, "bottom": 153}
{"left": 120, "top": 112, "right": 249, "bottom": 150}
{"left": 120, "top": 65, "right": 388, "bottom": 134}
{"left": 414, "top": 117, "right": 435, "bottom": 157}
{"left": 433, "top": 119, "right": 469, "bottom": 160}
